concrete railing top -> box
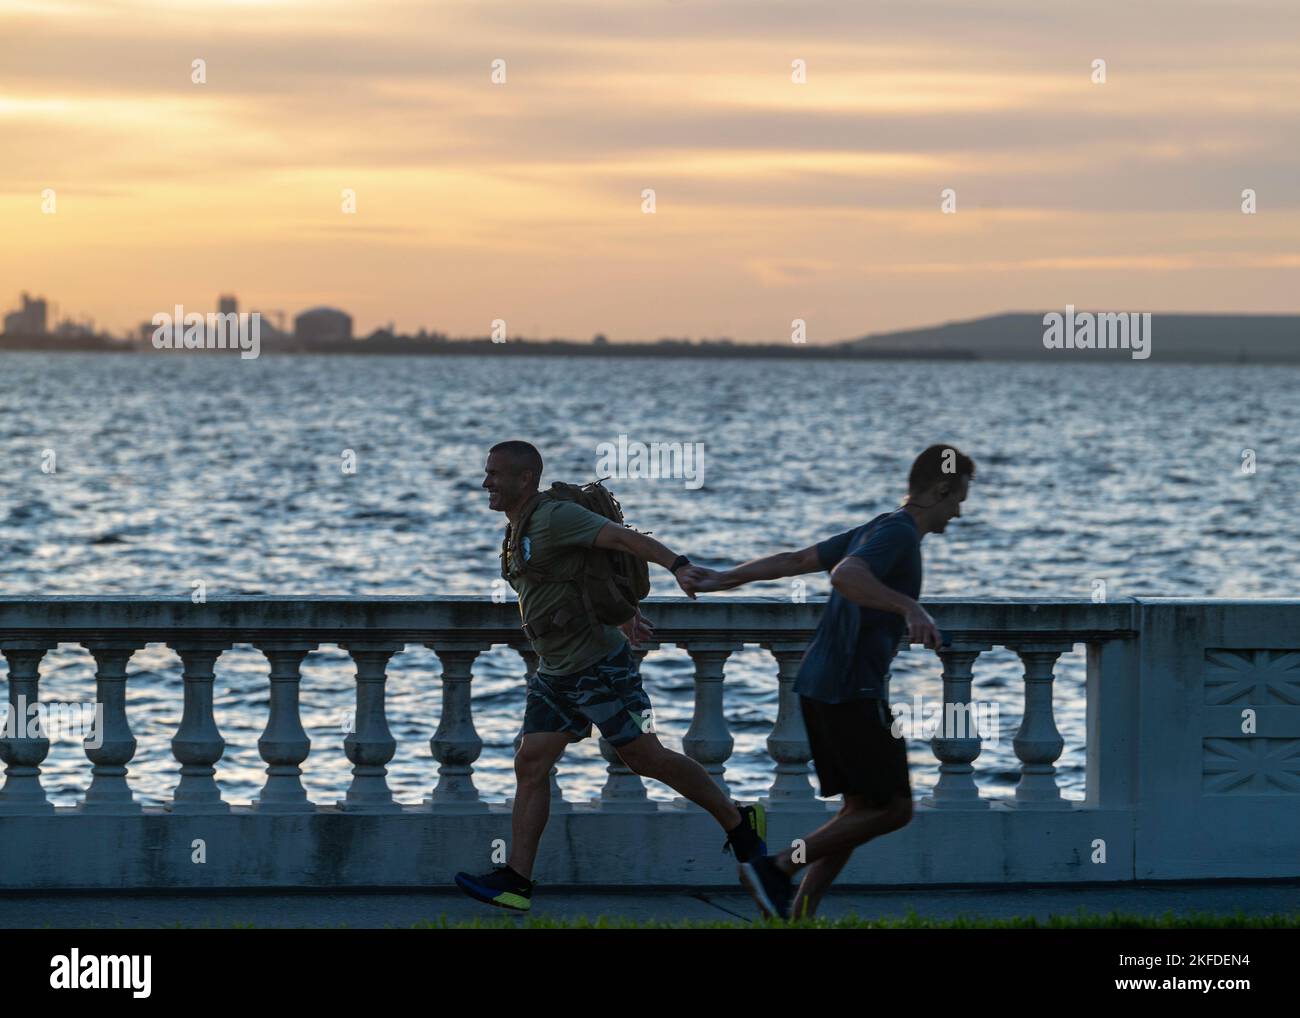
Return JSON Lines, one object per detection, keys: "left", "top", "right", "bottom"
{"left": 0, "top": 595, "right": 1178, "bottom": 645}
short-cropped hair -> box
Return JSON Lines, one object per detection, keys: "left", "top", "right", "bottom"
{"left": 489, "top": 440, "right": 544, "bottom": 480}
{"left": 908, "top": 444, "right": 975, "bottom": 494}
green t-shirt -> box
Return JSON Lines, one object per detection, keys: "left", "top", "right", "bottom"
{"left": 508, "top": 499, "right": 626, "bottom": 675}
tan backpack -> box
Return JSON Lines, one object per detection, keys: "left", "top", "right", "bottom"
{"left": 500, "top": 480, "right": 652, "bottom": 641}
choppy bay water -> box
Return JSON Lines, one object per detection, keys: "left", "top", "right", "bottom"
{"left": 1, "top": 352, "right": 1297, "bottom": 807}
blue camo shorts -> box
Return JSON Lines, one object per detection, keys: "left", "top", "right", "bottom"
{"left": 523, "top": 642, "right": 654, "bottom": 748}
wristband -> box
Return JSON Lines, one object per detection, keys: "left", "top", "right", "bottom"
{"left": 669, "top": 555, "right": 691, "bottom": 574}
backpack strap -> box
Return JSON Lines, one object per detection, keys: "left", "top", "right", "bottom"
{"left": 520, "top": 592, "right": 590, "bottom": 641}
{"left": 501, "top": 491, "right": 548, "bottom": 581}
{"left": 502, "top": 491, "right": 602, "bottom": 641}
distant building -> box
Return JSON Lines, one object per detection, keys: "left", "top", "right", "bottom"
{"left": 294, "top": 306, "right": 352, "bottom": 343}
{"left": 3, "top": 293, "right": 48, "bottom": 335}
{"left": 249, "top": 311, "right": 287, "bottom": 340}
{"left": 53, "top": 319, "right": 94, "bottom": 338}
{"left": 217, "top": 294, "right": 238, "bottom": 316}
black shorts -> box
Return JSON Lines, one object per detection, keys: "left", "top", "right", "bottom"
{"left": 799, "top": 695, "right": 911, "bottom": 807}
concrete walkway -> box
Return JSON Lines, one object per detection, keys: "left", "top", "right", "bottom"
{"left": 4, "top": 881, "right": 1299, "bottom": 928}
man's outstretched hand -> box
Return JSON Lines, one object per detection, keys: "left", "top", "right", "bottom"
{"left": 675, "top": 565, "right": 724, "bottom": 597}
{"left": 684, "top": 567, "right": 729, "bottom": 593}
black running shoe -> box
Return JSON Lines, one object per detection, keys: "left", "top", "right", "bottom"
{"left": 722, "top": 802, "right": 768, "bottom": 862}
{"left": 739, "top": 854, "right": 792, "bottom": 920}
{"left": 454, "top": 866, "right": 534, "bottom": 912}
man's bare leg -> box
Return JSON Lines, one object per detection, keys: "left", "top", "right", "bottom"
{"left": 786, "top": 799, "right": 881, "bottom": 918}
{"left": 507, "top": 732, "right": 575, "bottom": 879}
{"left": 616, "top": 733, "right": 743, "bottom": 831}
{"left": 791, "top": 850, "right": 852, "bottom": 919}
{"left": 773, "top": 793, "right": 913, "bottom": 916}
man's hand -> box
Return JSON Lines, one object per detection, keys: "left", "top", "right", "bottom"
{"left": 620, "top": 609, "right": 656, "bottom": 647}
{"left": 673, "top": 565, "right": 704, "bottom": 598}
{"left": 675, "top": 564, "right": 721, "bottom": 597}
{"left": 904, "top": 603, "right": 942, "bottom": 651}
{"left": 681, "top": 566, "right": 728, "bottom": 593}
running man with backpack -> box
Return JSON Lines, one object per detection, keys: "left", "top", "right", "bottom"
{"left": 453, "top": 440, "right": 766, "bottom": 911}
{"left": 688, "top": 445, "right": 975, "bottom": 919}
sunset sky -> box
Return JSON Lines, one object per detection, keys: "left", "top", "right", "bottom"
{"left": 2, "top": 0, "right": 1298, "bottom": 342}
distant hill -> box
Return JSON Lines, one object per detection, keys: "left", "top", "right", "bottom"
{"left": 842, "top": 312, "right": 1300, "bottom": 363}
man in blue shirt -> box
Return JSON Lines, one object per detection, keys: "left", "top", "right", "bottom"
{"left": 686, "top": 444, "right": 975, "bottom": 919}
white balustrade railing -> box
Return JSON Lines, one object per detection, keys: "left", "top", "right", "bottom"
{"left": 0, "top": 596, "right": 1295, "bottom": 888}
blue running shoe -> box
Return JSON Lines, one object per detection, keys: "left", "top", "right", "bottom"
{"left": 454, "top": 866, "right": 534, "bottom": 912}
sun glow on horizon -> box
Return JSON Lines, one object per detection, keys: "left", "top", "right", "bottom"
{"left": 3, "top": 0, "right": 1299, "bottom": 339}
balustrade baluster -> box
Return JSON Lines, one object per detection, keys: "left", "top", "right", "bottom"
{"left": 761, "top": 641, "right": 815, "bottom": 806}
{"left": 679, "top": 641, "right": 740, "bottom": 799}
{"left": 339, "top": 641, "right": 403, "bottom": 812}
{"left": 0, "top": 641, "right": 56, "bottom": 814}
{"left": 925, "top": 641, "right": 992, "bottom": 808}
{"left": 426, "top": 641, "right": 487, "bottom": 811}
{"left": 1009, "top": 643, "right": 1070, "bottom": 807}
{"left": 252, "top": 641, "right": 317, "bottom": 813}
{"left": 79, "top": 640, "right": 144, "bottom": 813}
{"left": 167, "top": 641, "right": 231, "bottom": 813}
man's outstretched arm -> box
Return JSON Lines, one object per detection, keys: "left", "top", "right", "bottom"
{"left": 592, "top": 522, "right": 697, "bottom": 598}
{"left": 690, "top": 545, "right": 823, "bottom": 592}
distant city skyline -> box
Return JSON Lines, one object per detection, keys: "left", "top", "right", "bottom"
{"left": 6, "top": 286, "right": 1300, "bottom": 365}
{"left": 3, "top": 1, "right": 1299, "bottom": 341}
{"left": 0, "top": 287, "right": 771, "bottom": 345}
